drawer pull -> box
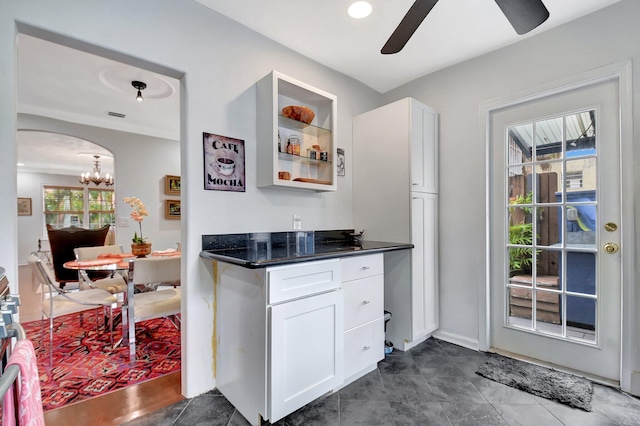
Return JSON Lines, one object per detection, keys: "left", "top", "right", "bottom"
{"left": 361, "top": 266, "right": 371, "bottom": 270}
{"left": 362, "top": 300, "right": 371, "bottom": 305}
{"left": 363, "top": 346, "right": 371, "bottom": 351}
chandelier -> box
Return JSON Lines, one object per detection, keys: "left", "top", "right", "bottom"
{"left": 79, "top": 155, "right": 113, "bottom": 186}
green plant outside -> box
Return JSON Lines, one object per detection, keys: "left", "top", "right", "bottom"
{"left": 509, "top": 191, "right": 539, "bottom": 275}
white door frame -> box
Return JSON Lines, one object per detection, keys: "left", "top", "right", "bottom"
{"left": 479, "top": 61, "right": 636, "bottom": 394}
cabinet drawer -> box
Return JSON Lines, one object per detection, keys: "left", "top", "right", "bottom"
{"left": 268, "top": 259, "right": 341, "bottom": 304}
{"left": 341, "top": 253, "right": 383, "bottom": 282}
{"left": 344, "top": 318, "right": 384, "bottom": 380}
{"left": 343, "top": 275, "right": 384, "bottom": 330}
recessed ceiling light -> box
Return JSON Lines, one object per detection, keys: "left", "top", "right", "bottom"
{"left": 348, "top": 1, "right": 372, "bottom": 19}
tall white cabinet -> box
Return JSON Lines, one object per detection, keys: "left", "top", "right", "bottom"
{"left": 353, "top": 97, "right": 439, "bottom": 350}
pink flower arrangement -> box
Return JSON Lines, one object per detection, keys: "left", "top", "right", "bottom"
{"left": 123, "top": 196, "right": 149, "bottom": 243}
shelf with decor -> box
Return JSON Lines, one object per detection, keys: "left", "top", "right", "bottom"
{"left": 257, "top": 71, "right": 337, "bottom": 192}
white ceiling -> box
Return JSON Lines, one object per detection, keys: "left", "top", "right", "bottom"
{"left": 195, "top": 0, "right": 623, "bottom": 93}
{"left": 17, "top": 131, "right": 114, "bottom": 176}
{"left": 16, "top": 1, "right": 621, "bottom": 175}
{"left": 17, "top": 34, "right": 180, "bottom": 176}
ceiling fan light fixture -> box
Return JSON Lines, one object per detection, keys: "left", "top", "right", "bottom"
{"left": 348, "top": 1, "right": 372, "bottom": 19}
{"left": 131, "top": 80, "right": 147, "bottom": 102}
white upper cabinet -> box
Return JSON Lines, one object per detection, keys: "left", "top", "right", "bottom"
{"left": 353, "top": 97, "right": 439, "bottom": 243}
{"left": 257, "top": 71, "right": 337, "bottom": 192}
{"left": 410, "top": 102, "right": 438, "bottom": 193}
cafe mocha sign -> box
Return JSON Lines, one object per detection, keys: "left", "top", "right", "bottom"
{"left": 203, "top": 132, "right": 246, "bottom": 192}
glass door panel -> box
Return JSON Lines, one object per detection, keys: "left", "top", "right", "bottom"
{"left": 505, "top": 109, "right": 600, "bottom": 342}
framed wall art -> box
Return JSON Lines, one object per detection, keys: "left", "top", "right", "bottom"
{"left": 17, "top": 197, "right": 32, "bottom": 216}
{"left": 165, "top": 199, "right": 181, "bottom": 220}
{"left": 203, "top": 132, "right": 246, "bottom": 192}
{"left": 165, "top": 175, "right": 181, "bottom": 195}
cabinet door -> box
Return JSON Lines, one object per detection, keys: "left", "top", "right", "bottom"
{"left": 269, "top": 290, "right": 343, "bottom": 423}
{"left": 410, "top": 101, "right": 438, "bottom": 194}
{"left": 411, "top": 193, "right": 438, "bottom": 340}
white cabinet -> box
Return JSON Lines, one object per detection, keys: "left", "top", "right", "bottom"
{"left": 410, "top": 102, "right": 438, "bottom": 194}
{"left": 341, "top": 254, "right": 384, "bottom": 384}
{"left": 257, "top": 70, "right": 337, "bottom": 191}
{"left": 215, "top": 259, "right": 342, "bottom": 425}
{"left": 270, "top": 290, "right": 343, "bottom": 421}
{"left": 353, "top": 97, "right": 439, "bottom": 351}
{"left": 411, "top": 193, "right": 439, "bottom": 340}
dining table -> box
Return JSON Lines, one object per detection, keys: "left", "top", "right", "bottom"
{"left": 63, "top": 249, "right": 181, "bottom": 359}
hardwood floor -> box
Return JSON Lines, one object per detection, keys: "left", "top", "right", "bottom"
{"left": 43, "top": 371, "right": 183, "bottom": 425}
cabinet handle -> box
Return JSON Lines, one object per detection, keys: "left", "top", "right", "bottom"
{"left": 362, "top": 300, "right": 371, "bottom": 305}
{"left": 412, "top": 183, "right": 419, "bottom": 186}
{"left": 363, "top": 346, "right": 371, "bottom": 351}
{"left": 361, "top": 266, "right": 370, "bottom": 270}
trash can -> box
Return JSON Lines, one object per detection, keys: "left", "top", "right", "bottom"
{"left": 384, "top": 310, "right": 393, "bottom": 354}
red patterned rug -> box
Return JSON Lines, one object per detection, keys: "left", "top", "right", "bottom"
{"left": 23, "top": 310, "right": 181, "bottom": 412}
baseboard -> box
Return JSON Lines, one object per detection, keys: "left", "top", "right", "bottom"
{"left": 393, "top": 334, "right": 429, "bottom": 352}
{"left": 392, "top": 330, "right": 481, "bottom": 353}
{"left": 432, "top": 330, "right": 480, "bottom": 351}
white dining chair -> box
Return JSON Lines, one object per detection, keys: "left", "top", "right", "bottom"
{"left": 73, "top": 245, "right": 128, "bottom": 295}
{"left": 28, "top": 253, "right": 117, "bottom": 366}
{"left": 131, "top": 255, "right": 180, "bottom": 292}
{"left": 132, "top": 257, "right": 181, "bottom": 329}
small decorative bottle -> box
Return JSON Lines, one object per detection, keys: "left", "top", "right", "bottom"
{"left": 278, "top": 131, "right": 282, "bottom": 153}
{"left": 286, "top": 141, "right": 293, "bottom": 154}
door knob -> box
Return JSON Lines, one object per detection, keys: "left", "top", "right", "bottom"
{"left": 603, "top": 242, "right": 619, "bottom": 254}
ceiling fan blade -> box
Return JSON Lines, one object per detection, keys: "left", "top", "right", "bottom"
{"left": 494, "top": 0, "right": 549, "bottom": 35}
{"left": 381, "top": 0, "right": 439, "bottom": 54}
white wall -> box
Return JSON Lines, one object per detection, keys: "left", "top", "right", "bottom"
{"left": 18, "top": 114, "right": 181, "bottom": 261}
{"left": 383, "top": 0, "right": 640, "bottom": 391}
{"left": 17, "top": 171, "right": 78, "bottom": 261}
{"left": 0, "top": 0, "right": 382, "bottom": 398}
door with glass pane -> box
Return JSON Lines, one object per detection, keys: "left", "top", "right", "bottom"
{"left": 490, "top": 78, "right": 621, "bottom": 381}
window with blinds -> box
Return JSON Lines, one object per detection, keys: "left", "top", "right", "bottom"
{"left": 43, "top": 186, "right": 114, "bottom": 230}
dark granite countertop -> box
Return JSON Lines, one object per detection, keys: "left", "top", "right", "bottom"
{"left": 200, "top": 230, "right": 412, "bottom": 268}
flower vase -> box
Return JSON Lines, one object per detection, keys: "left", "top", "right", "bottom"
{"left": 131, "top": 242, "right": 152, "bottom": 258}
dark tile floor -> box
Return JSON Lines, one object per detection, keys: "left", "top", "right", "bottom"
{"left": 123, "top": 338, "right": 640, "bottom": 425}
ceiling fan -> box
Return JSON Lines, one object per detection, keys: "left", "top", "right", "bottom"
{"left": 381, "top": 0, "right": 550, "bottom": 54}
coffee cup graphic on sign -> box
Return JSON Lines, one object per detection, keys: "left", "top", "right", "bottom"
{"left": 214, "top": 156, "right": 235, "bottom": 176}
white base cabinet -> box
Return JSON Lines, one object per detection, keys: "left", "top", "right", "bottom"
{"left": 341, "top": 254, "right": 385, "bottom": 384}
{"left": 215, "top": 253, "right": 387, "bottom": 424}
{"left": 215, "top": 259, "right": 343, "bottom": 425}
